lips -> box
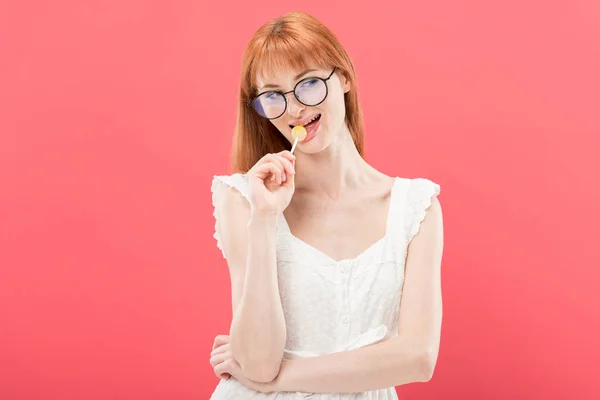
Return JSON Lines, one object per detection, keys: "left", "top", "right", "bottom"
{"left": 302, "top": 115, "right": 321, "bottom": 142}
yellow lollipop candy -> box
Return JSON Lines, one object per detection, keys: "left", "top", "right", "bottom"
{"left": 291, "top": 125, "right": 307, "bottom": 154}
{"left": 292, "top": 125, "right": 307, "bottom": 140}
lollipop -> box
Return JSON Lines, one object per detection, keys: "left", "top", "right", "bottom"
{"left": 290, "top": 125, "right": 307, "bottom": 154}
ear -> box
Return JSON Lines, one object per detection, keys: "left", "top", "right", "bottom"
{"left": 340, "top": 71, "right": 351, "bottom": 93}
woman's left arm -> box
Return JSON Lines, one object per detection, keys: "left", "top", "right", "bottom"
{"left": 272, "top": 197, "right": 444, "bottom": 394}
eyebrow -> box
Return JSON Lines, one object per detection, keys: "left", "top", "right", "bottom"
{"left": 259, "top": 69, "right": 318, "bottom": 91}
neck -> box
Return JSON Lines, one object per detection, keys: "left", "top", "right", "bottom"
{"left": 293, "top": 124, "right": 378, "bottom": 200}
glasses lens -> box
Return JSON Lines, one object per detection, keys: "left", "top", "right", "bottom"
{"left": 295, "top": 78, "right": 327, "bottom": 106}
{"left": 253, "top": 92, "right": 286, "bottom": 119}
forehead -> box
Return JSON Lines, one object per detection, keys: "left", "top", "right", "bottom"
{"left": 255, "top": 62, "right": 329, "bottom": 91}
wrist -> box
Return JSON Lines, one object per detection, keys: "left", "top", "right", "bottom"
{"left": 248, "top": 208, "right": 279, "bottom": 226}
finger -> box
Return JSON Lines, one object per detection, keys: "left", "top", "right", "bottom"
{"left": 214, "top": 359, "right": 233, "bottom": 377}
{"left": 210, "top": 351, "right": 229, "bottom": 367}
{"left": 275, "top": 153, "right": 295, "bottom": 176}
{"left": 255, "top": 162, "right": 283, "bottom": 184}
{"left": 212, "top": 335, "right": 229, "bottom": 351}
{"left": 282, "top": 167, "right": 295, "bottom": 187}
{"left": 256, "top": 153, "right": 284, "bottom": 170}
{"left": 212, "top": 358, "right": 231, "bottom": 380}
{"left": 278, "top": 150, "right": 296, "bottom": 164}
{"left": 264, "top": 154, "right": 287, "bottom": 182}
{"left": 248, "top": 153, "right": 278, "bottom": 177}
{"left": 256, "top": 162, "right": 281, "bottom": 183}
{"left": 211, "top": 342, "right": 229, "bottom": 356}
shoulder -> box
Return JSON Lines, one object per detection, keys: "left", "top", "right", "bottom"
{"left": 212, "top": 172, "right": 250, "bottom": 189}
{"left": 211, "top": 173, "right": 252, "bottom": 227}
{"left": 397, "top": 176, "right": 440, "bottom": 194}
{"left": 212, "top": 172, "right": 251, "bottom": 204}
{"left": 392, "top": 176, "right": 441, "bottom": 204}
{"left": 394, "top": 176, "right": 443, "bottom": 245}
{"left": 409, "top": 177, "right": 441, "bottom": 212}
{"left": 211, "top": 173, "right": 253, "bottom": 259}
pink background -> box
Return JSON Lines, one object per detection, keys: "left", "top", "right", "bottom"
{"left": 2, "top": 1, "right": 599, "bottom": 399}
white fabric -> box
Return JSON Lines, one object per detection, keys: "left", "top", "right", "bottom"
{"left": 209, "top": 173, "right": 440, "bottom": 399}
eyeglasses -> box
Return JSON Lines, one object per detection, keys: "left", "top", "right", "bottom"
{"left": 248, "top": 68, "right": 336, "bottom": 120}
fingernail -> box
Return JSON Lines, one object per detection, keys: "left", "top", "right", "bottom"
{"left": 283, "top": 173, "right": 287, "bottom": 182}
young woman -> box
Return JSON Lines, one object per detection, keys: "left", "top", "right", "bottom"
{"left": 209, "top": 11, "right": 443, "bottom": 399}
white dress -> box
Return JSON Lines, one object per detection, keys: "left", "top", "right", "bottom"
{"left": 209, "top": 173, "right": 441, "bottom": 399}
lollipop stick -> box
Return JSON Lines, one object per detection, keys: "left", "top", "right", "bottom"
{"left": 291, "top": 137, "right": 299, "bottom": 154}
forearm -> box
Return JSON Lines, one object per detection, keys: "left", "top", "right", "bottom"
{"left": 274, "top": 337, "right": 433, "bottom": 393}
{"left": 229, "top": 211, "right": 286, "bottom": 381}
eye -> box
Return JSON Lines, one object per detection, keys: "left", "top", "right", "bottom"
{"left": 261, "top": 92, "right": 283, "bottom": 103}
{"left": 300, "top": 79, "right": 318, "bottom": 88}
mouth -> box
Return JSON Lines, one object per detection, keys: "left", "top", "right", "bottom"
{"left": 290, "top": 114, "right": 322, "bottom": 144}
{"left": 289, "top": 114, "right": 322, "bottom": 130}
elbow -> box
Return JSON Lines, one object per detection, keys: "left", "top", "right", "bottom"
{"left": 230, "top": 344, "right": 282, "bottom": 383}
{"left": 229, "top": 338, "right": 285, "bottom": 382}
{"left": 240, "top": 360, "right": 281, "bottom": 383}
{"left": 416, "top": 348, "right": 438, "bottom": 382}
{"left": 228, "top": 326, "right": 286, "bottom": 382}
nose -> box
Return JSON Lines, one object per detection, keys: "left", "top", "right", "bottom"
{"left": 286, "top": 93, "right": 305, "bottom": 117}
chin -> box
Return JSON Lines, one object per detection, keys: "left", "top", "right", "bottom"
{"left": 299, "top": 134, "right": 331, "bottom": 154}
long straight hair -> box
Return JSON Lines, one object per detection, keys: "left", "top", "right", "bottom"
{"left": 230, "top": 11, "right": 366, "bottom": 173}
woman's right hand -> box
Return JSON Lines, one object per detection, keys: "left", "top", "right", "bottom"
{"left": 247, "top": 150, "right": 296, "bottom": 216}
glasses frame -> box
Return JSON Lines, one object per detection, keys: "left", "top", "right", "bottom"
{"left": 247, "top": 67, "right": 337, "bottom": 120}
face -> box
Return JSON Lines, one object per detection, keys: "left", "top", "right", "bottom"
{"left": 254, "top": 65, "right": 351, "bottom": 153}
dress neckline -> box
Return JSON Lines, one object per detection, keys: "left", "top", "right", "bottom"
{"left": 279, "top": 177, "right": 400, "bottom": 264}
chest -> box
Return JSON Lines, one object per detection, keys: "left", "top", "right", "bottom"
{"left": 283, "top": 187, "right": 393, "bottom": 262}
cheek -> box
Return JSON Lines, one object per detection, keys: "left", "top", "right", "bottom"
{"left": 324, "top": 92, "right": 346, "bottom": 124}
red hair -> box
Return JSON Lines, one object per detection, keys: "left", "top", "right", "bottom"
{"left": 230, "top": 11, "right": 366, "bottom": 173}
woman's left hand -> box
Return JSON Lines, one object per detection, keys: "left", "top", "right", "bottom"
{"left": 210, "top": 334, "right": 278, "bottom": 393}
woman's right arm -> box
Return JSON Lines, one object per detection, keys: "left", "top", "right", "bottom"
{"left": 215, "top": 186, "right": 287, "bottom": 383}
